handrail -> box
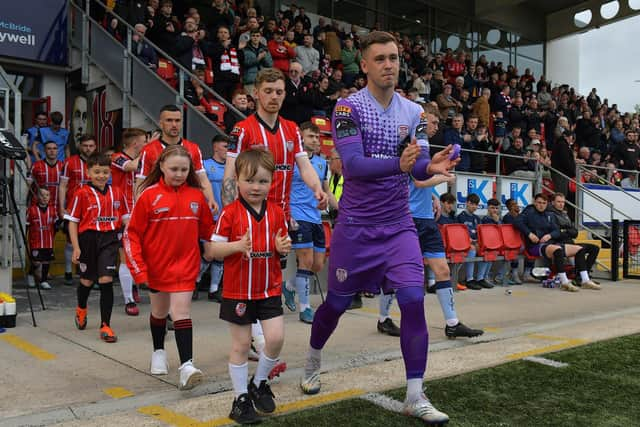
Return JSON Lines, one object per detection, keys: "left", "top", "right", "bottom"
{"left": 71, "top": 0, "right": 246, "bottom": 125}
{"left": 576, "top": 163, "right": 640, "bottom": 205}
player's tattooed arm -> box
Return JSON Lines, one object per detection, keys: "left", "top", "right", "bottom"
{"left": 222, "top": 177, "right": 237, "bottom": 205}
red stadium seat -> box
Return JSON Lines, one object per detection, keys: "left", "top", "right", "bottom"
{"left": 477, "top": 224, "right": 503, "bottom": 261}
{"left": 205, "top": 99, "right": 227, "bottom": 129}
{"left": 440, "top": 224, "right": 471, "bottom": 263}
{"left": 157, "top": 58, "right": 177, "bottom": 88}
{"left": 500, "top": 224, "right": 523, "bottom": 261}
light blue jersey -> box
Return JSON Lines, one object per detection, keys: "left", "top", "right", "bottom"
{"left": 290, "top": 154, "right": 327, "bottom": 224}
{"left": 409, "top": 180, "right": 434, "bottom": 220}
{"left": 203, "top": 157, "right": 225, "bottom": 220}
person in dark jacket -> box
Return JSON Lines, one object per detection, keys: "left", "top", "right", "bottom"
{"left": 445, "top": 114, "right": 467, "bottom": 171}
{"left": 437, "top": 193, "right": 457, "bottom": 225}
{"left": 549, "top": 192, "right": 600, "bottom": 286}
{"left": 132, "top": 24, "right": 158, "bottom": 68}
{"left": 550, "top": 130, "right": 577, "bottom": 197}
{"left": 504, "top": 137, "right": 535, "bottom": 177}
{"left": 515, "top": 193, "right": 600, "bottom": 292}
{"left": 280, "top": 62, "right": 314, "bottom": 124}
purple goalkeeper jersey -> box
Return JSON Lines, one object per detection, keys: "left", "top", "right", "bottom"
{"left": 331, "top": 88, "right": 427, "bottom": 225}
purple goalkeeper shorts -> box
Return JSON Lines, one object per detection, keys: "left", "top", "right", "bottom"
{"left": 328, "top": 219, "right": 424, "bottom": 296}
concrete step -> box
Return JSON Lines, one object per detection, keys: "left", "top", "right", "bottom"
{"left": 576, "top": 239, "right": 602, "bottom": 248}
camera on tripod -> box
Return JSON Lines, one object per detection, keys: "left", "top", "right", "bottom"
{"left": 0, "top": 129, "right": 27, "bottom": 160}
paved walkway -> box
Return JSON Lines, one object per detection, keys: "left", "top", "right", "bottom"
{"left": 1, "top": 276, "right": 639, "bottom": 426}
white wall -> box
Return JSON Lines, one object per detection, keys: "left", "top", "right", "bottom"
{"left": 546, "top": 14, "right": 640, "bottom": 113}
{"left": 546, "top": 34, "right": 581, "bottom": 90}
{"left": 41, "top": 73, "right": 66, "bottom": 120}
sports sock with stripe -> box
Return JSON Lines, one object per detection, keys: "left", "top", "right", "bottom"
{"left": 295, "top": 269, "right": 313, "bottom": 312}
{"left": 150, "top": 314, "right": 167, "bottom": 350}
{"left": 173, "top": 318, "right": 193, "bottom": 364}
{"left": 118, "top": 264, "right": 134, "bottom": 303}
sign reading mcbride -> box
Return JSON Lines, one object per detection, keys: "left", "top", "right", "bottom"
{"left": 0, "top": 0, "right": 68, "bottom": 66}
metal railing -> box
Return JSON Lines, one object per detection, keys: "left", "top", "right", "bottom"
{"left": 431, "top": 143, "right": 631, "bottom": 278}
{"left": 576, "top": 163, "right": 640, "bottom": 205}
{"left": 70, "top": 0, "right": 247, "bottom": 157}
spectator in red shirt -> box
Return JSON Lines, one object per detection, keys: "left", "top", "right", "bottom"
{"left": 268, "top": 28, "right": 295, "bottom": 74}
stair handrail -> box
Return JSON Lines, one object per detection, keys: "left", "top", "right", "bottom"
{"left": 71, "top": 0, "right": 246, "bottom": 127}
{"left": 576, "top": 163, "right": 640, "bottom": 205}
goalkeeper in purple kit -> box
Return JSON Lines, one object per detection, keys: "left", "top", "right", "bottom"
{"left": 300, "top": 31, "right": 458, "bottom": 425}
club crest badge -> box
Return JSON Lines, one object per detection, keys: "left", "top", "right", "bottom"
{"left": 79, "top": 263, "right": 87, "bottom": 273}
{"left": 336, "top": 268, "right": 348, "bottom": 283}
{"left": 114, "top": 201, "right": 121, "bottom": 209}
{"left": 190, "top": 202, "right": 199, "bottom": 214}
{"left": 235, "top": 302, "right": 247, "bottom": 317}
{"left": 286, "top": 140, "right": 294, "bottom": 152}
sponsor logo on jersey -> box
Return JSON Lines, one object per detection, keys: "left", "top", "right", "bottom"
{"left": 190, "top": 202, "right": 199, "bottom": 214}
{"left": 335, "top": 119, "right": 357, "bottom": 140}
{"left": 335, "top": 105, "right": 352, "bottom": 117}
{"left": 275, "top": 164, "right": 292, "bottom": 171}
{"left": 336, "top": 268, "right": 348, "bottom": 282}
{"left": 250, "top": 251, "right": 273, "bottom": 258}
{"left": 97, "top": 216, "right": 117, "bottom": 222}
{"left": 235, "top": 302, "right": 247, "bottom": 317}
{"left": 154, "top": 207, "right": 170, "bottom": 214}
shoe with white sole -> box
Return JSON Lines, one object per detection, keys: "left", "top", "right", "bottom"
{"left": 403, "top": 394, "right": 449, "bottom": 425}
{"left": 300, "top": 370, "right": 321, "bottom": 395}
{"left": 178, "top": 360, "right": 203, "bottom": 390}
{"left": 150, "top": 349, "right": 169, "bottom": 375}
{"left": 40, "top": 281, "right": 52, "bottom": 290}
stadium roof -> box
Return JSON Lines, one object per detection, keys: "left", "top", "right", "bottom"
{"left": 426, "top": 0, "right": 640, "bottom": 41}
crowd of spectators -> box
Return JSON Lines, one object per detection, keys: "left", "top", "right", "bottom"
{"left": 94, "top": 0, "right": 639, "bottom": 190}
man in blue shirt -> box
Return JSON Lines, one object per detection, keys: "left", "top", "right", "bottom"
{"left": 410, "top": 109, "right": 483, "bottom": 339}
{"left": 25, "top": 111, "right": 49, "bottom": 164}
{"left": 34, "top": 111, "right": 70, "bottom": 162}
{"left": 196, "top": 134, "right": 228, "bottom": 301}
{"left": 283, "top": 122, "right": 338, "bottom": 323}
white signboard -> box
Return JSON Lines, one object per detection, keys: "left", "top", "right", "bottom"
{"left": 455, "top": 173, "right": 496, "bottom": 216}
{"left": 581, "top": 184, "right": 640, "bottom": 226}
{"left": 498, "top": 177, "right": 534, "bottom": 213}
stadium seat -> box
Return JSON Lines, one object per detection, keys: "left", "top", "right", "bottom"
{"left": 157, "top": 58, "right": 178, "bottom": 88}
{"left": 500, "top": 224, "right": 523, "bottom": 261}
{"left": 205, "top": 99, "right": 227, "bottom": 129}
{"left": 440, "top": 224, "right": 471, "bottom": 263}
{"left": 477, "top": 224, "right": 503, "bottom": 261}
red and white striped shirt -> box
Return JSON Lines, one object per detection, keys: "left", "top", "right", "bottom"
{"left": 229, "top": 114, "right": 306, "bottom": 219}
{"left": 60, "top": 155, "right": 90, "bottom": 210}
{"left": 111, "top": 151, "right": 136, "bottom": 208}
{"left": 213, "top": 199, "right": 287, "bottom": 300}
{"left": 64, "top": 184, "right": 130, "bottom": 233}
{"left": 31, "top": 159, "right": 63, "bottom": 207}
{"left": 26, "top": 204, "right": 57, "bottom": 249}
{"left": 136, "top": 139, "right": 205, "bottom": 180}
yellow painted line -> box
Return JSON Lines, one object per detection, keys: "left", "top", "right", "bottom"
{"left": 138, "top": 389, "right": 365, "bottom": 427}
{"left": 274, "top": 388, "right": 365, "bottom": 414}
{"left": 528, "top": 334, "right": 570, "bottom": 342}
{"left": 138, "top": 406, "right": 204, "bottom": 427}
{"left": 355, "top": 306, "right": 400, "bottom": 319}
{"left": 104, "top": 387, "right": 135, "bottom": 399}
{"left": 506, "top": 339, "right": 587, "bottom": 360}
{"left": 0, "top": 334, "right": 56, "bottom": 360}
{"left": 482, "top": 327, "right": 502, "bottom": 333}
